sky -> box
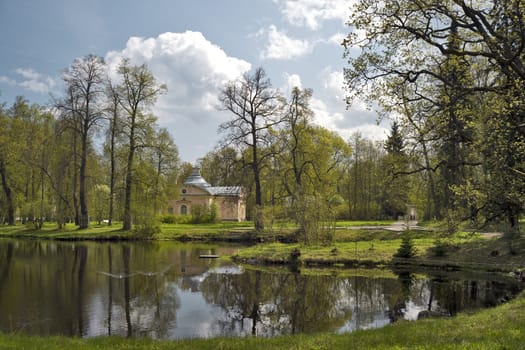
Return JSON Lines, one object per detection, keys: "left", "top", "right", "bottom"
{"left": 0, "top": 0, "right": 389, "bottom": 163}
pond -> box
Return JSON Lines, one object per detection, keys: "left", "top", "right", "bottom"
{"left": 0, "top": 239, "right": 522, "bottom": 339}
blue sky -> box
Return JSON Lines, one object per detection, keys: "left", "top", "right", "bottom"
{"left": 0, "top": 0, "right": 388, "bottom": 163}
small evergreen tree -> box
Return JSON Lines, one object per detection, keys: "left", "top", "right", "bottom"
{"left": 394, "top": 233, "right": 417, "bottom": 258}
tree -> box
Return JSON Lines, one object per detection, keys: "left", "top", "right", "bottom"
{"left": 276, "top": 87, "right": 350, "bottom": 243}
{"left": 0, "top": 103, "right": 15, "bottom": 225}
{"left": 148, "top": 128, "right": 179, "bottom": 215}
{"left": 219, "top": 67, "right": 284, "bottom": 231}
{"left": 58, "top": 55, "right": 107, "bottom": 228}
{"left": 116, "top": 59, "right": 166, "bottom": 230}
{"left": 381, "top": 121, "right": 410, "bottom": 219}
{"left": 343, "top": 0, "right": 525, "bottom": 230}
{"left": 200, "top": 147, "right": 246, "bottom": 187}
{"left": 0, "top": 98, "right": 55, "bottom": 226}
{"left": 104, "top": 80, "right": 122, "bottom": 226}
{"left": 342, "top": 133, "right": 383, "bottom": 220}
{"left": 384, "top": 120, "right": 404, "bottom": 155}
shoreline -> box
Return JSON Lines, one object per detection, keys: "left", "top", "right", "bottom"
{"left": 1, "top": 223, "right": 523, "bottom": 277}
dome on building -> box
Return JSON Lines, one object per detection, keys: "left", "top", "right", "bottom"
{"left": 184, "top": 167, "right": 211, "bottom": 188}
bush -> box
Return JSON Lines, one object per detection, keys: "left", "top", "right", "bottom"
{"left": 190, "top": 204, "right": 220, "bottom": 224}
{"left": 394, "top": 234, "right": 417, "bottom": 258}
{"left": 159, "top": 215, "right": 177, "bottom": 224}
{"left": 430, "top": 239, "right": 449, "bottom": 257}
{"left": 133, "top": 219, "right": 161, "bottom": 238}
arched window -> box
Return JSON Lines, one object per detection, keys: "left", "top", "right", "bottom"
{"left": 180, "top": 205, "right": 188, "bottom": 215}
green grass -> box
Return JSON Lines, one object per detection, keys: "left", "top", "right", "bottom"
{"left": 0, "top": 222, "right": 135, "bottom": 240}
{"left": 2, "top": 220, "right": 523, "bottom": 272}
{"left": 232, "top": 238, "right": 436, "bottom": 267}
{"left": 232, "top": 229, "right": 525, "bottom": 273}
{"left": 335, "top": 220, "right": 395, "bottom": 227}
{"left": 1, "top": 291, "right": 524, "bottom": 349}
{"left": 0, "top": 221, "right": 255, "bottom": 241}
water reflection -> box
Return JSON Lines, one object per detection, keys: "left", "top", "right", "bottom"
{"left": 0, "top": 240, "right": 522, "bottom": 339}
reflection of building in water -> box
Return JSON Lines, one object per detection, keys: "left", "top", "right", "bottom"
{"left": 166, "top": 167, "right": 246, "bottom": 221}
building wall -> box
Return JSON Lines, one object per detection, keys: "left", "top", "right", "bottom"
{"left": 217, "top": 195, "right": 246, "bottom": 222}
{"left": 167, "top": 185, "right": 246, "bottom": 221}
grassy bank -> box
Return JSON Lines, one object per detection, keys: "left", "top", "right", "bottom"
{"left": 233, "top": 230, "right": 525, "bottom": 273}
{"left": 0, "top": 221, "right": 256, "bottom": 241}
{"left": 1, "top": 291, "right": 524, "bottom": 349}
{"left": 1, "top": 220, "right": 523, "bottom": 273}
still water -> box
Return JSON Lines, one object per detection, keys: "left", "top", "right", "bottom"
{"left": 0, "top": 239, "right": 522, "bottom": 339}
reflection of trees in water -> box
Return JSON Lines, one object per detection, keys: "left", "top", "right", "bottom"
{"left": 200, "top": 268, "right": 523, "bottom": 336}
{"left": 200, "top": 270, "right": 353, "bottom": 336}
{"left": 0, "top": 241, "right": 14, "bottom": 301}
{"left": 339, "top": 275, "right": 395, "bottom": 329}
{"left": 1, "top": 240, "right": 523, "bottom": 338}
{"left": 102, "top": 244, "right": 180, "bottom": 338}
{"left": 425, "top": 275, "right": 519, "bottom": 316}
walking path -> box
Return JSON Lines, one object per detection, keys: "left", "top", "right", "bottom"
{"left": 340, "top": 221, "right": 504, "bottom": 237}
{"left": 341, "top": 220, "right": 427, "bottom": 232}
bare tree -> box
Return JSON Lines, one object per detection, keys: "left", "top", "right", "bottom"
{"left": 218, "top": 67, "right": 284, "bottom": 231}
{"left": 58, "top": 55, "right": 107, "bottom": 229}
{"left": 105, "top": 80, "right": 121, "bottom": 226}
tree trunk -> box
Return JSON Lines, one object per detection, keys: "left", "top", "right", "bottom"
{"left": 421, "top": 141, "right": 440, "bottom": 220}
{"left": 108, "top": 106, "right": 118, "bottom": 226}
{"left": 122, "top": 116, "right": 136, "bottom": 231}
{"left": 72, "top": 131, "right": 80, "bottom": 226}
{"left": 0, "top": 161, "right": 15, "bottom": 225}
{"left": 78, "top": 132, "right": 89, "bottom": 229}
{"left": 252, "top": 136, "right": 264, "bottom": 231}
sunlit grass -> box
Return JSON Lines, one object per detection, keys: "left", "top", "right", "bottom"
{"left": 335, "top": 220, "right": 395, "bottom": 227}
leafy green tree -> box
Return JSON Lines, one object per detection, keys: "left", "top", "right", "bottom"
{"left": 0, "top": 98, "right": 55, "bottom": 226}
{"left": 276, "top": 87, "right": 350, "bottom": 243}
{"left": 200, "top": 146, "right": 246, "bottom": 187}
{"left": 116, "top": 59, "right": 166, "bottom": 230}
{"left": 146, "top": 127, "right": 180, "bottom": 215}
{"left": 381, "top": 121, "right": 410, "bottom": 219}
{"left": 343, "top": 0, "right": 525, "bottom": 231}
{"left": 342, "top": 133, "right": 383, "bottom": 220}
{"left": 0, "top": 103, "right": 15, "bottom": 225}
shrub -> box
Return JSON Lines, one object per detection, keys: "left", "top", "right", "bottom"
{"left": 394, "top": 234, "right": 417, "bottom": 258}
{"left": 430, "top": 239, "right": 449, "bottom": 257}
{"left": 159, "top": 215, "right": 177, "bottom": 224}
{"left": 133, "top": 219, "right": 160, "bottom": 238}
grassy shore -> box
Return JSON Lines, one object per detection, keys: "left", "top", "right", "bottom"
{"left": 1, "top": 290, "right": 524, "bottom": 349}
{"left": 1, "top": 220, "right": 524, "bottom": 273}
{"left": 0, "top": 221, "right": 256, "bottom": 241}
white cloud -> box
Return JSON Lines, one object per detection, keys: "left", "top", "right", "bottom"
{"left": 260, "top": 25, "right": 313, "bottom": 60}
{"left": 275, "top": 0, "right": 353, "bottom": 30}
{"left": 283, "top": 72, "right": 303, "bottom": 94}
{"left": 0, "top": 76, "right": 16, "bottom": 86}
{"left": 346, "top": 124, "right": 389, "bottom": 141}
{"left": 327, "top": 32, "right": 346, "bottom": 46}
{"left": 305, "top": 66, "right": 389, "bottom": 143}
{"left": 0, "top": 68, "right": 57, "bottom": 94}
{"left": 105, "top": 31, "right": 252, "bottom": 163}
{"left": 310, "top": 96, "right": 344, "bottom": 130}
{"left": 321, "top": 69, "right": 344, "bottom": 100}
